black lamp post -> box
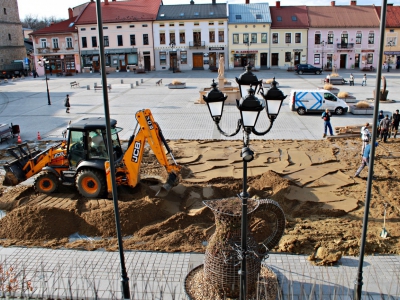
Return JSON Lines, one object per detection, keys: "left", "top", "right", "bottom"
{"left": 387, "top": 41, "right": 393, "bottom": 72}
{"left": 244, "top": 41, "right": 252, "bottom": 68}
{"left": 37, "top": 58, "right": 51, "bottom": 105}
{"left": 169, "top": 42, "right": 176, "bottom": 73}
{"left": 321, "top": 40, "right": 325, "bottom": 70}
{"left": 203, "top": 69, "right": 286, "bottom": 300}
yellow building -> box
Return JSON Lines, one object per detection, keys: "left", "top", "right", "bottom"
{"left": 378, "top": 5, "right": 400, "bottom": 70}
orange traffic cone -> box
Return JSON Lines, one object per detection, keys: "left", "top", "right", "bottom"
{"left": 17, "top": 135, "right": 22, "bottom": 144}
{"left": 37, "top": 131, "right": 41, "bottom": 140}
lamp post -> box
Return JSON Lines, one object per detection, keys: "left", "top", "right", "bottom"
{"left": 37, "top": 57, "right": 51, "bottom": 105}
{"left": 244, "top": 41, "right": 252, "bottom": 68}
{"left": 203, "top": 66, "right": 287, "bottom": 300}
{"left": 169, "top": 42, "right": 176, "bottom": 73}
{"left": 387, "top": 40, "right": 393, "bottom": 72}
{"left": 321, "top": 40, "right": 325, "bottom": 70}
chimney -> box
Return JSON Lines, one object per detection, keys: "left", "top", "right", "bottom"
{"left": 388, "top": 3, "right": 393, "bottom": 5}
{"left": 212, "top": 0, "right": 216, "bottom": 4}
{"left": 276, "top": 1, "right": 280, "bottom": 8}
{"left": 68, "top": 8, "right": 73, "bottom": 18}
{"left": 350, "top": 0, "right": 356, "bottom": 5}
{"left": 331, "top": 1, "right": 335, "bottom": 6}
{"left": 245, "top": 0, "right": 250, "bottom": 4}
{"left": 105, "top": 0, "right": 109, "bottom": 4}
{"left": 190, "top": 0, "right": 194, "bottom": 4}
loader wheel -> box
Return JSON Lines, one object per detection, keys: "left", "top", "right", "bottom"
{"left": 76, "top": 169, "right": 106, "bottom": 198}
{"left": 34, "top": 172, "right": 59, "bottom": 194}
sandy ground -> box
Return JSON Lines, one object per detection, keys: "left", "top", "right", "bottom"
{"left": 0, "top": 138, "right": 398, "bottom": 265}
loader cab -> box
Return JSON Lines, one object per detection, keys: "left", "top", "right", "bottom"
{"left": 66, "top": 117, "right": 123, "bottom": 168}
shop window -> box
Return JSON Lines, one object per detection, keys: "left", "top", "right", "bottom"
{"left": 81, "top": 37, "right": 87, "bottom": 48}
{"left": 272, "top": 33, "right": 278, "bottom": 44}
{"left": 92, "top": 36, "right": 97, "bottom": 47}
{"left": 368, "top": 32, "right": 374, "bottom": 44}
{"left": 314, "top": 54, "right": 320, "bottom": 65}
{"left": 209, "top": 31, "right": 215, "bottom": 43}
{"left": 233, "top": 34, "right": 239, "bottom": 44}
{"left": 295, "top": 33, "right": 301, "bottom": 43}
{"left": 261, "top": 33, "right": 267, "bottom": 43}
{"left": 180, "top": 32, "right": 185, "bottom": 43}
{"left": 130, "top": 34, "right": 136, "bottom": 46}
{"left": 160, "top": 33, "right": 166, "bottom": 44}
{"left": 143, "top": 34, "right": 149, "bottom": 45}
{"left": 367, "top": 53, "right": 373, "bottom": 64}
{"left": 160, "top": 52, "right": 167, "bottom": 65}
{"left": 285, "top": 33, "right": 291, "bottom": 43}
{"left": 181, "top": 51, "right": 187, "bottom": 64}
{"left": 356, "top": 32, "right": 362, "bottom": 44}
{"left": 285, "top": 52, "right": 291, "bottom": 62}
{"left": 117, "top": 35, "right": 123, "bottom": 46}
{"left": 219, "top": 31, "right": 224, "bottom": 43}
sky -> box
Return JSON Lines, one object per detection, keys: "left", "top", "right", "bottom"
{"left": 17, "top": 0, "right": 400, "bottom": 20}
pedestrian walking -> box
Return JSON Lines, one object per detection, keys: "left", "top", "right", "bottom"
{"left": 379, "top": 115, "right": 391, "bottom": 142}
{"left": 349, "top": 73, "right": 354, "bottom": 86}
{"left": 64, "top": 94, "right": 70, "bottom": 113}
{"left": 354, "top": 142, "right": 379, "bottom": 178}
{"left": 361, "top": 123, "right": 371, "bottom": 155}
{"left": 322, "top": 108, "right": 334, "bottom": 138}
{"left": 391, "top": 109, "right": 400, "bottom": 139}
{"left": 361, "top": 74, "right": 367, "bottom": 86}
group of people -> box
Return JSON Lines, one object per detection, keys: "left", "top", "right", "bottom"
{"left": 325, "top": 73, "right": 366, "bottom": 86}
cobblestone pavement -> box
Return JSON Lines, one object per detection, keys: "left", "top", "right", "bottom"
{"left": 0, "top": 69, "right": 399, "bottom": 299}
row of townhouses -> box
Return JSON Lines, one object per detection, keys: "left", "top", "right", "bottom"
{"left": 27, "top": 0, "right": 400, "bottom": 75}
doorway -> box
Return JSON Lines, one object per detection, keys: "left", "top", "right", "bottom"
{"left": 271, "top": 53, "right": 279, "bottom": 66}
{"left": 192, "top": 53, "right": 204, "bottom": 70}
{"left": 144, "top": 56, "right": 151, "bottom": 71}
{"left": 340, "top": 54, "right": 347, "bottom": 68}
{"left": 260, "top": 53, "right": 268, "bottom": 69}
{"left": 355, "top": 54, "right": 360, "bottom": 68}
{"left": 169, "top": 52, "right": 177, "bottom": 71}
{"left": 294, "top": 52, "right": 301, "bottom": 65}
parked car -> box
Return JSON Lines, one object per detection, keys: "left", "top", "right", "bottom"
{"left": 295, "top": 64, "right": 323, "bottom": 75}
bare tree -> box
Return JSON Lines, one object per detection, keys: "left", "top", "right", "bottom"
{"left": 22, "top": 14, "right": 65, "bottom": 31}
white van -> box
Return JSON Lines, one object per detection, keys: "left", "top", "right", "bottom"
{"left": 290, "top": 89, "right": 349, "bottom": 115}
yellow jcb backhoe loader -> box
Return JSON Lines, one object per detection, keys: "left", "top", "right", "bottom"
{"left": 3, "top": 109, "right": 181, "bottom": 198}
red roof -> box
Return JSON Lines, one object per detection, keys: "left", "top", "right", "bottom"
{"left": 75, "top": 0, "right": 162, "bottom": 25}
{"left": 270, "top": 6, "right": 309, "bottom": 29}
{"left": 30, "top": 17, "right": 77, "bottom": 36}
{"left": 375, "top": 5, "right": 400, "bottom": 27}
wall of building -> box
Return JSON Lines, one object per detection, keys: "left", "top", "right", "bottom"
{"left": 0, "top": 0, "right": 27, "bottom": 65}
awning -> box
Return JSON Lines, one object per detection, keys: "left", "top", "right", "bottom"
{"left": 81, "top": 48, "right": 137, "bottom": 56}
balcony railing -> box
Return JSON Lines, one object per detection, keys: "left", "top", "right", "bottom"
{"left": 36, "top": 47, "right": 76, "bottom": 54}
{"left": 337, "top": 43, "right": 354, "bottom": 49}
{"left": 189, "top": 41, "right": 205, "bottom": 49}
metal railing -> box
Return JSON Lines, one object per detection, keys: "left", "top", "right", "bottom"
{"left": 189, "top": 41, "right": 205, "bottom": 48}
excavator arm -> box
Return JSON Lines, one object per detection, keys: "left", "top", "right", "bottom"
{"left": 105, "top": 109, "right": 180, "bottom": 196}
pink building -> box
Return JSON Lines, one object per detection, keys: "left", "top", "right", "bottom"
{"left": 307, "top": 1, "right": 380, "bottom": 71}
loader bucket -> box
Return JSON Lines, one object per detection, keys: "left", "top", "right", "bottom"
{"left": 155, "top": 172, "right": 178, "bottom": 197}
{"left": 3, "top": 171, "right": 20, "bottom": 186}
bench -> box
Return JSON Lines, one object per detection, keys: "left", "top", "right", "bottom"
{"left": 329, "top": 77, "right": 347, "bottom": 85}
{"left": 70, "top": 81, "right": 79, "bottom": 88}
{"left": 94, "top": 85, "right": 112, "bottom": 92}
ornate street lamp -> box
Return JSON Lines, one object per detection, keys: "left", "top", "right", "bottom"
{"left": 169, "top": 42, "right": 176, "bottom": 73}
{"left": 203, "top": 70, "right": 286, "bottom": 300}
{"left": 244, "top": 41, "right": 252, "bottom": 68}
{"left": 37, "top": 57, "right": 51, "bottom": 105}
{"left": 387, "top": 40, "right": 393, "bottom": 73}
{"left": 321, "top": 40, "right": 325, "bottom": 70}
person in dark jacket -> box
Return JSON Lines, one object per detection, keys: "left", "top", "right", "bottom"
{"left": 379, "top": 115, "right": 391, "bottom": 142}
{"left": 65, "top": 94, "right": 70, "bottom": 113}
{"left": 322, "top": 108, "right": 334, "bottom": 138}
{"left": 391, "top": 109, "right": 400, "bottom": 139}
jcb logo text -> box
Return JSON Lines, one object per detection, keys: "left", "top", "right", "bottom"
{"left": 132, "top": 141, "right": 141, "bottom": 163}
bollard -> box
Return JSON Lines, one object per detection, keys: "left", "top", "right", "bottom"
{"left": 121, "top": 79, "right": 124, "bottom": 84}
{"left": 87, "top": 85, "right": 90, "bottom": 90}
{"left": 94, "top": 82, "right": 97, "bottom": 87}
{"left": 136, "top": 81, "right": 139, "bottom": 86}
{"left": 141, "top": 79, "right": 143, "bottom": 83}
{"left": 131, "top": 83, "right": 134, "bottom": 89}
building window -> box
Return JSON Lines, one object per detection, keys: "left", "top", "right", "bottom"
{"left": 103, "top": 26, "right": 108, "bottom": 29}
{"left": 327, "top": 33, "right": 334, "bottom": 44}
{"left": 209, "top": 22, "right": 214, "bottom": 25}
{"left": 233, "top": 34, "right": 239, "bottom": 44}
{"left": 117, "top": 26, "right": 122, "bottom": 29}
{"left": 179, "top": 22, "right": 184, "bottom": 26}
{"left": 261, "top": 33, "right": 267, "bottom": 43}
{"left": 315, "top": 33, "right": 321, "bottom": 44}
{"left": 179, "top": 32, "right": 185, "bottom": 43}
{"left": 91, "top": 36, "right": 97, "bottom": 47}
{"left": 194, "top": 22, "right": 199, "bottom": 26}
{"left": 272, "top": 33, "right": 278, "bottom": 44}
{"left": 169, "top": 22, "right": 174, "bottom": 26}
{"left": 251, "top": 33, "right": 256, "bottom": 43}
{"left": 160, "top": 33, "right": 165, "bottom": 44}
{"left": 368, "top": 32, "right": 374, "bottom": 44}
{"left": 256, "top": 14, "right": 262, "bottom": 19}
{"left": 243, "top": 33, "right": 249, "bottom": 43}
{"left": 130, "top": 25, "right": 135, "bottom": 28}
{"left": 142, "top": 24, "right": 148, "bottom": 27}
{"left": 130, "top": 34, "right": 136, "bottom": 46}
{"left": 285, "top": 52, "right": 292, "bottom": 62}
{"left": 295, "top": 33, "right": 301, "bottom": 43}
{"left": 4, "top": 8, "right": 6, "bottom": 14}
{"left": 160, "top": 23, "right": 165, "bottom": 27}
{"left": 117, "top": 35, "right": 123, "bottom": 46}
{"left": 8, "top": 33, "right": 11, "bottom": 40}
{"left": 387, "top": 37, "right": 397, "bottom": 45}
{"left": 219, "top": 31, "right": 224, "bottom": 42}
{"left": 104, "top": 36, "right": 109, "bottom": 47}
{"left": 181, "top": 51, "right": 187, "bottom": 64}
{"left": 367, "top": 53, "right": 373, "bottom": 64}
{"left": 218, "top": 21, "right": 223, "bottom": 25}
{"left": 170, "top": 32, "right": 175, "bottom": 44}
{"left": 285, "top": 33, "right": 291, "bottom": 43}
{"left": 91, "top": 27, "right": 96, "bottom": 30}
{"left": 80, "top": 28, "right": 86, "bottom": 31}
{"left": 143, "top": 34, "right": 149, "bottom": 45}
{"left": 66, "top": 37, "right": 73, "bottom": 48}
{"left": 81, "top": 37, "right": 87, "bottom": 48}
{"left": 40, "top": 38, "right": 47, "bottom": 48}
{"left": 314, "top": 54, "right": 320, "bottom": 65}
{"left": 160, "top": 51, "right": 167, "bottom": 65}
{"left": 209, "top": 31, "right": 215, "bottom": 43}
{"left": 236, "top": 15, "right": 241, "bottom": 19}
{"left": 356, "top": 32, "right": 362, "bottom": 44}
{"left": 52, "top": 38, "right": 59, "bottom": 49}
